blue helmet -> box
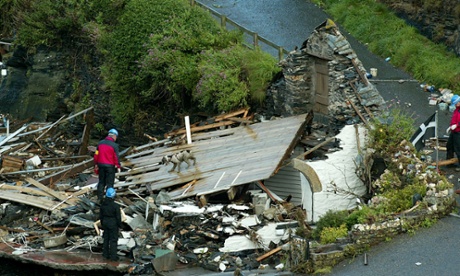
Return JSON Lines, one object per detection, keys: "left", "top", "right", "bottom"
{"left": 106, "top": 187, "right": 116, "bottom": 198}
{"left": 108, "top": 128, "right": 118, "bottom": 136}
{"left": 451, "top": 95, "right": 460, "bottom": 107}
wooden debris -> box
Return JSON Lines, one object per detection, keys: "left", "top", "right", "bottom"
{"left": 256, "top": 246, "right": 282, "bottom": 262}
{"left": 1, "top": 155, "right": 23, "bottom": 172}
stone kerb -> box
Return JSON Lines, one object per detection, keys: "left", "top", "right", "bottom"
{"left": 309, "top": 193, "right": 455, "bottom": 271}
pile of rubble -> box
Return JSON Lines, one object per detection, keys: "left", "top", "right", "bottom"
{"left": 0, "top": 107, "right": 312, "bottom": 275}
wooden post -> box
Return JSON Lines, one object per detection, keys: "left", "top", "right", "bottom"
{"left": 278, "top": 46, "right": 284, "bottom": 61}
{"left": 78, "top": 108, "right": 94, "bottom": 155}
{"left": 253, "top": 33, "right": 259, "bottom": 47}
{"left": 220, "top": 15, "right": 227, "bottom": 28}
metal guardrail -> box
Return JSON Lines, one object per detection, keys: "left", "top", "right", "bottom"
{"left": 191, "top": 0, "right": 289, "bottom": 60}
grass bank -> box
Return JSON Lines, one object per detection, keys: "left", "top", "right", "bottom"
{"left": 313, "top": 0, "right": 460, "bottom": 93}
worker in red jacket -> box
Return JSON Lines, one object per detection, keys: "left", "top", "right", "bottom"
{"left": 94, "top": 129, "right": 121, "bottom": 202}
{"left": 448, "top": 96, "right": 460, "bottom": 172}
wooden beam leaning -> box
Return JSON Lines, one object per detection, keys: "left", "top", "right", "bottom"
{"left": 78, "top": 108, "right": 95, "bottom": 156}
{"left": 349, "top": 80, "right": 374, "bottom": 119}
{"left": 25, "top": 177, "right": 79, "bottom": 205}
{"left": 346, "top": 98, "right": 369, "bottom": 127}
{"left": 256, "top": 246, "right": 282, "bottom": 262}
{"left": 38, "top": 158, "right": 94, "bottom": 187}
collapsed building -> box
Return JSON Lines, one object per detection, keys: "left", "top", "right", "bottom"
{"left": 0, "top": 20, "right": 389, "bottom": 274}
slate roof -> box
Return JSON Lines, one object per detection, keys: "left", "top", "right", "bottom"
{"left": 118, "top": 114, "right": 308, "bottom": 200}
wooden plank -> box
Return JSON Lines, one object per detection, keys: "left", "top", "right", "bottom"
{"left": 166, "top": 120, "right": 238, "bottom": 137}
{"left": 227, "top": 186, "right": 239, "bottom": 200}
{"left": 35, "top": 115, "right": 66, "bottom": 141}
{"left": 346, "top": 98, "right": 368, "bottom": 127}
{"left": 25, "top": 177, "right": 68, "bottom": 200}
{"left": 256, "top": 246, "right": 282, "bottom": 262}
{"left": 17, "top": 107, "right": 94, "bottom": 138}
{"left": 0, "top": 191, "right": 70, "bottom": 210}
{"left": 0, "top": 184, "right": 50, "bottom": 197}
{"left": 213, "top": 108, "right": 250, "bottom": 122}
{"left": 78, "top": 109, "right": 94, "bottom": 156}
{"left": 432, "top": 158, "right": 458, "bottom": 166}
{"left": 0, "top": 125, "right": 28, "bottom": 147}
{"left": 38, "top": 158, "right": 94, "bottom": 186}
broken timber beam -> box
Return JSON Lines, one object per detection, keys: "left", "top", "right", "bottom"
{"left": 295, "top": 137, "right": 335, "bottom": 160}
{"left": 432, "top": 158, "right": 458, "bottom": 166}
{"left": 166, "top": 120, "right": 240, "bottom": 137}
{"left": 0, "top": 191, "right": 70, "bottom": 210}
{"left": 165, "top": 108, "right": 251, "bottom": 137}
{"left": 38, "top": 158, "right": 94, "bottom": 186}
{"left": 26, "top": 177, "right": 78, "bottom": 205}
{"left": 256, "top": 246, "right": 282, "bottom": 262}
{"left": 78, "top": 108, "right": 94, "bottom": 156}
{"left": 349, "top": 80, "right": 374, "bottom": 119}
{"left": 35, "top": 115, "right": 66, "bottom": 142}
{"left": 346, "top": 98, "right": 369, "bottom": 127}
{"left": 0, "top": 183, "right": 50, "bottom": 197}
{"left": 0, "top": 124, "right": 28, "bottom": 147}
{"left": 214, "top": 108, "right": 250, "bottom": 122}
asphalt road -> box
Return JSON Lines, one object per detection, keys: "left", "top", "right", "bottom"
{"left": 197, "top": 0, "right": 460, "bottom": 275}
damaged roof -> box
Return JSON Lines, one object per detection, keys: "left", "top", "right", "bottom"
{"left": 118, "top": 113, "right": 309, "bottom": 200}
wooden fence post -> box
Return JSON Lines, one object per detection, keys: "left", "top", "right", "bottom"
{"left": 220, "top": 15, "right": 227, "bottom": 28}
{"left": 278, "top": 47, "right": 284, "bottom": 61}
{"left": 253, "top": 33, "right": 259, "bottom": 47}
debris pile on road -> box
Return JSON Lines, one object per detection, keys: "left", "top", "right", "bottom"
{"left": 0, "top": 107, "right": 313, "bottom": 274}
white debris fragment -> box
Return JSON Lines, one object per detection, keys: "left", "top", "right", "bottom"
{"left": 193, "top": 247, "right": 208, "bottom": 254}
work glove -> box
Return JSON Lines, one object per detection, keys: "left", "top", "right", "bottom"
{"left": 117, "top": 167, "right": 121, "bottom": 174}
{"left": 447, "top": 126, "right": 452, "bottom": 134}
{"left": 452, "top": 124, "right": 458, "bottom": 131}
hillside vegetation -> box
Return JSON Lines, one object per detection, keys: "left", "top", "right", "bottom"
{"left": 314, "top": 0, "right": 460, "bottom": 93}
{"left": 0, "top": 0, "right": 280, "bottom": 135}
{"left": 1, "top": 0, "right": 459, "bottom": 135}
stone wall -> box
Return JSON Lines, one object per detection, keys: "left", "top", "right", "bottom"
{"left": 263, "top": 21, "right": 385, "bottom": 135}
{"left": 307, "top": 194, "right": 455, "bottom": 271}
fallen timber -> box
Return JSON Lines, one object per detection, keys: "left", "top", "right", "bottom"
{"left": 0, "top": 107, "right": 316, "bottom": 274}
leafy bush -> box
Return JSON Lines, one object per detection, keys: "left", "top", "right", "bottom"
{"left": 98, "top": 0, "right": 279, "bottom": 131}
{"left": 378, "top": 181, "right": 426, "bottom": 213}
{"left": 320, "top": 224, "right": 348, "bottom": 244}
{"left": 367, "top": 108, "right": 415, "bottom": 156}
{"left": 17, "top": 0, "right": 90, "bottom": 48}
{"left": 345, "top": 205, "right": 379, "bottom": 228}
{"left": 312, "top": 210, "right": 348, "bottom": 240}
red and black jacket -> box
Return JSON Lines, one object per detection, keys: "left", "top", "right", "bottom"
{"left": 94, "top": 136, "right": 121, "bottom": 168}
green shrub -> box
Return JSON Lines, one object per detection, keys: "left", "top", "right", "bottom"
{"left": 320, "top": 224, "right": 348, "bottom": 244}
{"left": 98, "top": 0, "right": 279, "bottom": 130}
{"left": 17, "top": 0, "right": 90, "bottom": 48}
{"left": 367, "top": 108, "right": 415, "bottom": 156}
{"left": 378, "top": 182, "right": 426, "bottom": 213}
{"left": 312, "top": 210, "right": 348, "bottom": 240}
{"left": 345, "top": 206, "right": 379, "bottom": 228}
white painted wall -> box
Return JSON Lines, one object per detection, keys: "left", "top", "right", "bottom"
{"left": 302, "top": 124, "right": 368, "bottom": 222}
